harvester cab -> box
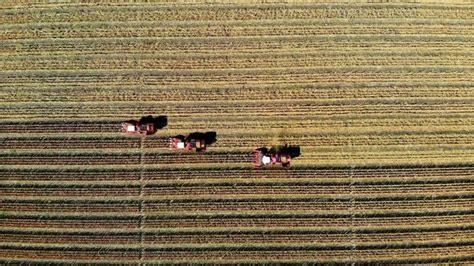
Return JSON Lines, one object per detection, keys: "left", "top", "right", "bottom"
{"left": 253, "top": 147, "right": 291, "bottom": 168}
{"left": 169, "top": 135, "right": 206, "bottom": 152}
{"left": 121, "top": 120, "right": 156, "bottom": 135}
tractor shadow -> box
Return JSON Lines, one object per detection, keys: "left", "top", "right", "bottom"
{"left": 187, "top": 131, "right": 218, "bottom": 146}
{"left": 139, "top": 115, "right": 168, "bottom": 130}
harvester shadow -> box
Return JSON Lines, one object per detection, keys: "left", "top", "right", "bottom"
{"left": 270, "top": 144, "right": 301, "bottom": 159}
{"left": 139, "top": 115, "right": 168, "bottom": 130}
{"left": 187, "top": 131, "right": 218, "bottom": 146}
{"left": 255, "top": 147, "right": 269, "bottom": 154}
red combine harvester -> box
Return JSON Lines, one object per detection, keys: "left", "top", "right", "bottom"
{"left": 121, "top": 120, "right": 156, "bottom": 135}
{"left": 253, "top": 148, "right": 291, "bottom": 168}
{"left": 169, "top": 135, "right": 206, "bottom": 152}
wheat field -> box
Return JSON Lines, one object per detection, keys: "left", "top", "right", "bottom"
{"left": 0, "top": 1, "right": 473, "bottom": 264}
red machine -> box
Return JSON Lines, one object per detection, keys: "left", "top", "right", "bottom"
{"left": 169, "top": 135, "right": 206, "bottom": 152}
{"left": 253, "top": 148, "right": 291, "bottom": 168}
{"left": 121, "top": 120, "right": 156, "bottom": 135}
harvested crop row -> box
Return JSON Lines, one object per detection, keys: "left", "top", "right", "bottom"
{"left": 1, "top": 197, "right": 471, "bottom": 213}
{"left": 1, "top": 244, "right": 472, "bottom": 263}
{"left": 161, "top": 167, "right": 474, "bottom": 180}
{"left": 2, "top": 165, "right": 471, "bottom": 181}
{"left": 0, "top": 246, "right": 474, "bottom": 264}
{"left": 0, "top": 121, "right": 120, "bottom": 133}
{"left": 145, "top": 152, "right": 253, "bottom": 164}
{"left": 0, "top": 218, "right": 140, "bottom": 229}
{"left": 3, "top": 46, "right": 470, "bottom": 59}
{"left": 5, "top": 52, "right": 471, "bottom": 71}
{"left": 0, "top": 202, "right": 140, "bottom": 213}
{"left": 1, "top": 148, "right": 470, "bottom": 166}
{"left": 2, "top": 68, "right": 471, "bottom": 86}
{"left": 0, "top": 232, "right": 141, "bottom": 245}
{"left": 216, "top": 133, "right": 474, "bottom": 147}
{"left": 294, "top": 150, "right": 473, "bottom": 164}
{"left": 0, "top": 153, "right": 141, "bottom": 165}
{"left": 137, "top": 182, "right": 474, "bottom": 197}
{"left": 2, "top": 131, "right": 472, "bottom": 150}
{"left": 159, "top": 116, "right": 474, "bottom": 134}
{"left": 140, "top": 198, "right": 473, "bottom": 212}
{"left": 4, "top": 23, "right": 472, "bottom": 41}
{"left": 0, "top": 137, "right": 141, "bottom": 149}
{"left": 0, "top": 248, "right": 139, "bottom": 261}
{"left": 139, "top": 230, "right": 474, "bottom": 245}
{"left": 2, "top": 181, "right": 472, "bottom": 197}
{"left": 142, "top": 214, "right": 474, "bottom": 229}
{"left": 3, "top": 36, "right": 472, "bottom": 56}
{"left": 0, "top": 152, "right": 253, "bottom": 165}
{"left": 0, "top": 168, "right": 141, "bottom": 181}
{"left": 293, "top": 152, "right": 473, "bottom": 168}
{"left": 1, "top": 100, "right": 472, "bottom": 119}
{"left": 1, "top": 114, "right": 471, "bottom": 134}
{"left": 3, "top": 17, "right": 470, "bottom": 29}
{"left": 2, "top": 229, "right": 471, "bottom": 245}
{"left": 142, "top": 245, "right": 474, "bottom": 262}
{"left": 0, "top": 187, "right": 141, "bottom": 197}
{"left": 1, "top": 4, "right": 471, "bottom": 24}
{"left": 278, "top": 147, "right": 474, "bottom": 167}
{"left": 2, "top": 212, "right": 472, "bottom": 229}
{"left": 2, "top": 83, "right": 473, "bottom": 102}
{"left": 0, "top": 210, "right": 474, "bottom": 229}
